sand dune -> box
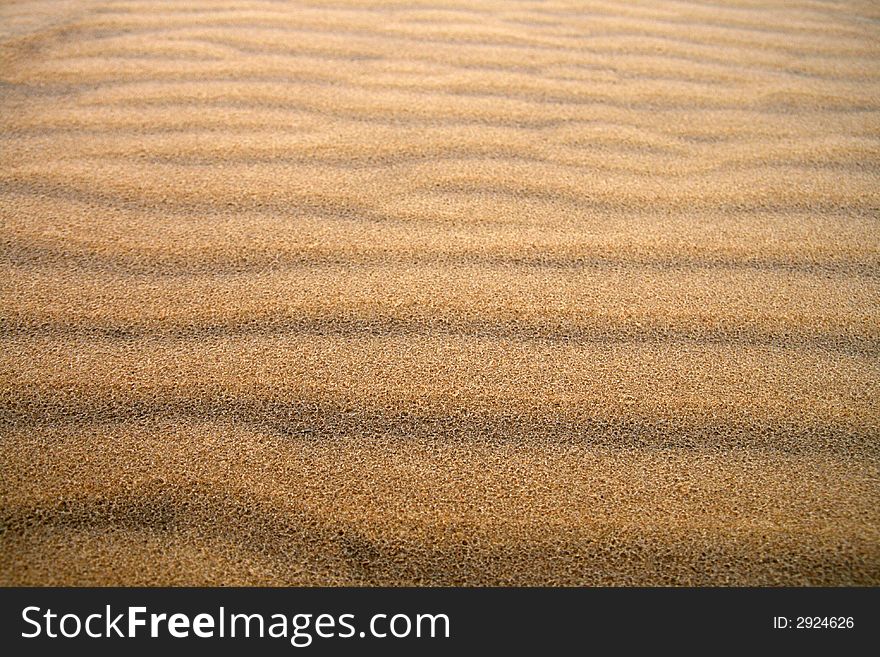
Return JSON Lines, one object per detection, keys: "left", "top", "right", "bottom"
{"left": 1, "top": 0, "right": 879, "bottom": 585}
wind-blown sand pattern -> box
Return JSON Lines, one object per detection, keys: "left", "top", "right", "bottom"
{"left": 1, "top": 0, "right": 879, "bottom": 586}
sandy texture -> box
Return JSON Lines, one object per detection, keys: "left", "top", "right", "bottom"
{"left": 1, "top": 0, "right": 879, "bottom": 586}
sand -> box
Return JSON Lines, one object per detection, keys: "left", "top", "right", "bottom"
{"left": 1, "top": 0, "right": 878, "bottom": 586}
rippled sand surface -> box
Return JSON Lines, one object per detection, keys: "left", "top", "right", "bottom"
{"left": 1, "top": 0, "right": 879, "bottom": 585}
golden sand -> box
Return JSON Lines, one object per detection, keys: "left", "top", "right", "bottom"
{"left": 1, "top": 0, "right": 878, "bottom": 585}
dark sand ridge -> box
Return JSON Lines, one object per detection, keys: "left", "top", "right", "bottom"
{"left": 1, "top": 0, "right": 879, "bottom": 585}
